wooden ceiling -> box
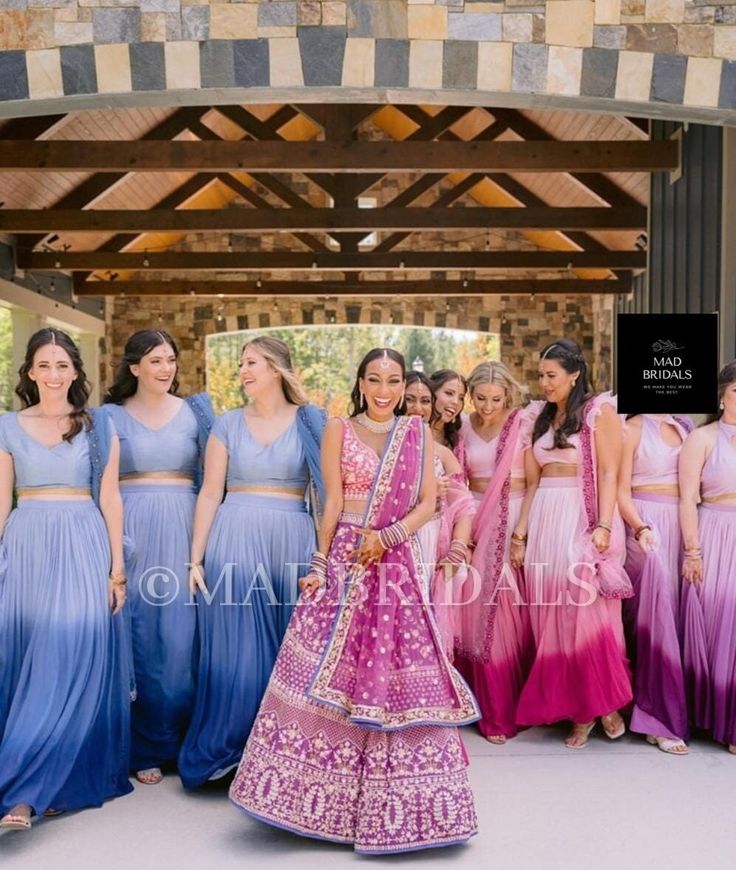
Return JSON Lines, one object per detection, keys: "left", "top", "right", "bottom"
{"left": 0, "top": 103, "right": 665, "bottom": 299}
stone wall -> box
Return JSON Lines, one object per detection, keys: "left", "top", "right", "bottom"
{"left": 106, "top": 290, "right": 610, "bottom": 399}
{"left": 1, "top": 0, "right": 736, "bottom": 121}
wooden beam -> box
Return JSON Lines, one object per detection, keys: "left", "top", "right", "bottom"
{"left": 21, "top": 249, "right": 647, "bottom": 271}
{"left": 73, "top": 276, "right": 632, "bottom": 297}
{"left": 0, "top": 140, "right": 680, "bottom": 173}
{"left": 2, "top": 205, "right": 645, "bottom": 233}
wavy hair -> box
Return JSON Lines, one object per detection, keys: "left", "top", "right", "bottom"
{"left": 244, "top": 336, "right": 309, "bottom": 406}
{"left": 430, "top": 369, "right": 467, "bottom": 449}
{"left": 349, "top": 348, "right": 406, "bottom": 417}
{"left": 532, "top": 338, "right": 592, "bottom": 449}
{"left": 466, "top": 360, "right": 525, "bottom": 409}
{"left": 104, "top": 329, "right": 180, "bottom": 404}
{"left": 15, "top": 327, "right": 91, "bottom": 442}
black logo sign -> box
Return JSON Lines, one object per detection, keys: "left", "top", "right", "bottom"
{"left": 617, "top": 313, "right": 719, "bottom": 414}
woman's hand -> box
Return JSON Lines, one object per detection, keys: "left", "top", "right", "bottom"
{"left": 636, "top": 528, "right": 657, "bottom": 553}
{"left": 189, "top": 562, "right": 208, "bottom": 596}
{"left": 299, "top": 573, "right": 325, "bottom": 598}
{"left": 509, "top": 539, "right": 526, "bottom": 569}
{"left": 682, "top": 555, "right": 703, "bottom": 584}
{"left": 356, "top": 529, "right": 386, "bottom": 567}
{"left": 591, "top": 526, "right": 611, "bottom": 554}
{"left": 109, "top": 579, "right": 126, "bottom": 615}
{"left": 437, "top": 558, "right": 462, "bottom": 580}
{"left": 437, "top": 475, "right": 450, "bottom": 499}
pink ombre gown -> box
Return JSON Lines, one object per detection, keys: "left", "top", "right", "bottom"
{"left": 516, "top": 406, "right": 632, "bottom": 726}
{"left": 681, "top": 420, "right": 736, "bottom": 747}
{"left": 624, "top": 415, "right": 690, "bottom": 741}
{"left": 229, "top": 416, "right": 479, "bottom": 854}
{"left": 455, "top": 413, "right": 534, "bottom": 739}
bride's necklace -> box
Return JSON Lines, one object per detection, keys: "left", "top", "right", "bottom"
{"left": 355, "top": 412, "right": 394, "bottom": 433}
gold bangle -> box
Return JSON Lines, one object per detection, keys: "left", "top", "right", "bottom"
{"left": 109, "top": 572, "right": 127, "bottom": 586}
{"left": 511, "top": 532, "right": 527, "bottom": 544}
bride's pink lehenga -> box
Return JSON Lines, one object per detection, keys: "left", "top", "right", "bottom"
{"left": 229, "top": 415, "right": 479, "bottom": 854}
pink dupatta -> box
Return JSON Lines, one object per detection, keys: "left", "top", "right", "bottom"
{"left": 576, "top": 393, "right": 633, "bottom": 600}
{"left": 307, "top": 415, "right": 479, "bottom": 730}
{"left": 455, "top": 409, "right": 524, "bottom": 662}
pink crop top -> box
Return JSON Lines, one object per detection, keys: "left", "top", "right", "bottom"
{"left": 461, "top": 411, "right": 532, "bottom": 480}
{"left": 532, "top": 426, "right": 579, "bottom": 467}
{"left": 701, "top": 420, "right": 736, "bottom": 498}
{"left": 630, "top": 415, "right": 687, "bottom": 487}
{"left": 341, "top": 419, "right": 379, "bottom": 500}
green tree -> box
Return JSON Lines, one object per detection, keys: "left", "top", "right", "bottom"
{"left": 0, "top": 308, "right": 12, "bottom": 412}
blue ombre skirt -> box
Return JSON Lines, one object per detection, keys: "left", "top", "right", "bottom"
{"left": 122, "top": 483, "right": 197, "bottom": 771}
{"left": 178, "top": 493, "right": 315, "bottom": 789}
{"left": 0, "top": 499, "right": 132, "bottom": 816}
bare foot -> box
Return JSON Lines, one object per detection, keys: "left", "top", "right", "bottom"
{"left": 485, "top": 735, "right": 507, "bottom": 745}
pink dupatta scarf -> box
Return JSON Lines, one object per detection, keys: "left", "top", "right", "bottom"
{"left": 307, "top": 415, "right": 479, "bottom": 730}
{"left": 455, "top": 409, "right": 524, "bottom": 662}
{"left": 576, "top": 393, "right": 633, "bottom": 600}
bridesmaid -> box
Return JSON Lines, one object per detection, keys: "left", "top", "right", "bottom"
{"left": 618, "top": 414, "right": 692, "bottom": 755}
{"left": 404, "top": 371, "right": 474, "bottom": 655}
{"left": 0, "top": 328, "right": 131, "bottom": 830}
{"left": 104, "top": 330, "right": 214, "bottom": 785}
{"left": 179, "top": 336, "right": 325, "bottom": 788}
{"left": 513, "top": 338, "right": 632, "bottom": 748}
{"left": 429, "top": 369, "right": 467, "bottom": 454}
{"left": 229, "top": 348, "right": 478, "bottom": 853}
{"left": 454, "top": 361, "right": 536, "bottom": 744}
{"left": 680, "top": 360, "right": 736, "bottom": 754}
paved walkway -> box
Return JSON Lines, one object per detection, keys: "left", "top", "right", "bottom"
{"left": 2, "top": 726, "right": 734, "bottom": 870}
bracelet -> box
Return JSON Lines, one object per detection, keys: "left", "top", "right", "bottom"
{"left": 109, "top": 572, "right": 127, "bottom": 587}
{"left": 309, "top": 551, "right": 328, "bottom": 580}
{"left": 191, "top": 560, "right": 204, "bottom": 568}
{"left": 510, "top": 532, "right": 527, "bottom": 544}
{"left": 634, "top": 524, "right": 652, "bottom": 541}
{"left": 378, "top": 520, "right": 409, "bottom": 550}
{"left": 596, "top": 522, "right": 612, "bottom": 533}
{"left": 445, "top": 540, "right": 469, "bottom": 566}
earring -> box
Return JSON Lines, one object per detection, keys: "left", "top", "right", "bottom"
{"left": 360, "top": 390, "right": 365, "bottom": 409}
{"left": 720, "top": 401, "right": 725, "bottom": 411}
{"left": 399, "top": 391, "right": 405, "bottom": 406}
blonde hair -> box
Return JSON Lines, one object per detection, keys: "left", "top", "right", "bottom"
{"left": 242, "top": 336, "right": 309, "bottom": 406}
{"left": 466, "top": 360, "right": 525, "bottom": 409}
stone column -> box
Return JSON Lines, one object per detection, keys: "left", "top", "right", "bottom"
{"left": 721, "top": 128, "right": 736, "bottom": 365}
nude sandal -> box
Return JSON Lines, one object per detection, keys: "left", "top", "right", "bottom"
{"left": 646, "top": 735, "right": 689, "bottom": 755}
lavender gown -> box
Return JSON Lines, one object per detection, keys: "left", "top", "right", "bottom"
{"left": 623, "top": 415, "right": 690, "bottom": 741}
{"left": 681, "top": 420, "right": 736, "bottom": 746}
{"left": 0, "top": 412, "right": 132, "bottom": 816}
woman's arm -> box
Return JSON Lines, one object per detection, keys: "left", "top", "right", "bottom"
{"left": 98, "top": 435, "right": 126, "bottom": 615}
{"left": 592, "top": 403, "right": 623, "bottom": 553}
{"left": 509, "top": 446, "right": 540, "bottom": 567}
{"left": 301, "top": 418, "right": 344, "bottom": 596}
{"left": 616, "top": 417, "right": 655, "bottom": 551}
{"left": 0, "top": 450, "right": 14, "bottom": 540}
{"left": 189, "top": 432, "right": 227, "bottom": 595}
{"left": 679, "top": 427, "right": 711, "bottom": 584}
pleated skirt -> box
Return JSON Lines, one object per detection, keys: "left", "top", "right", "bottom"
{"left": 0, "top": 499, "right": 132, "bottom": 815}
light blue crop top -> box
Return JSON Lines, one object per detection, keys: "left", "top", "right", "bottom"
{"left": 212, "top": 408, "right": 308, "bottom": 489}
{"left": 0, "top": 411, "right": 111, "bottom": 489}
{"left": 106, "top": 401, "right": 200, "bottom": 477}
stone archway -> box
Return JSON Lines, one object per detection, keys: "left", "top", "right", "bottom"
{"left": 0, "top": 1, "right": 735, "bottom": 124}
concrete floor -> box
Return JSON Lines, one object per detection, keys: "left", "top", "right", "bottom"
{"left": 2, "top": 726, "right": 735, "bottom": 870}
